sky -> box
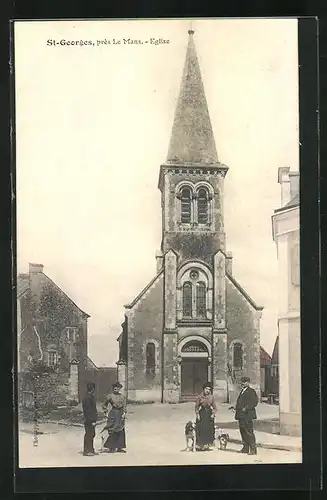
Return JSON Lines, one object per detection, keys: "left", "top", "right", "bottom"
{"left": 15, "top": 19, "right": 299, "bottom": 366}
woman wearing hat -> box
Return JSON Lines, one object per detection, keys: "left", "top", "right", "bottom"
{"left": 195, "top": 382, "right": 217, "bottom": 451}
{"left": 102, "top": 382, "right": 127, "bottom": 453}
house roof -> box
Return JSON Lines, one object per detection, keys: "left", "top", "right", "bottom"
{"left": 17, "top": 276, "right": 30, "bottom": 298}
{"left": 284, "top": 193, "right": 299, "bottom": 209}
{"left": 17, "top": 267, "right": 90, "bottom": 318}
{"left": 125, "top": 269, "right": 164, "bottom": 309}
{"left": 166, "top": 30, "right": 219, "bottom": 166}
{"left": 260, "top": 346, "right": 272, "bottom": 366}
{"left": 46, "top": 273, "right": 90, "bottom": 318}
{"left": 274, "top": 193, "right": 299, "bottom": 213}
{"left": 226, "top": 272, "right": 263, "bottom": 311}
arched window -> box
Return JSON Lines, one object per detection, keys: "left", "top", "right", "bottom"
{"left": 233, "top": 343, "right": 243, "bottom": 370}
{"left": 180, "top": 187, "right": 192, "bottom": 223}
{"left": 146, "top": 342, "right": 155, "bottom": 377}
{"left": 182, "top": 282, "right": 192, "bottom": 317}
{"left": 197, "top": 188, "right": 209, "bottom": 224}
{"left": 196, "top": 282, "right": 206, "bottom": 318}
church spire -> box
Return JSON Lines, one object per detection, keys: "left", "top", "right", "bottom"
{"left": 166, "top": 29, "right": 219, "bottom": 166}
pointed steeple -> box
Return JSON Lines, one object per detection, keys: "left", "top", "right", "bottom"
{"left": 166, "top": 30, "right": 219, "bottom": 165}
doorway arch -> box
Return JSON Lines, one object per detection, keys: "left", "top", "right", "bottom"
{"left": 178, "top": 337, "right": 212, "bottom": 401}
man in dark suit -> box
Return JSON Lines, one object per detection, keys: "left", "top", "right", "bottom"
{"left": 82, "top": 382, "right": 98, "bottom": 456}
{"left": 231, "top": 376, "right": 259, "bottom": 455}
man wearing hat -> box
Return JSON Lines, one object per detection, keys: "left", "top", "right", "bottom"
{"left": 82, "top": 381, "right": 98, "bottom": 456}
{"left": 231, "top": 376, "right": 258, "bottom": 455}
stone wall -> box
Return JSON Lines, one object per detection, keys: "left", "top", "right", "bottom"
{"left": 19, "top": 369, "right": 71, "bottom": 409}
{"left": 212, "top": 332, "right": 228, "bottom": 402}
{"left": 226, "top": 277, "right": 261, "bottom": 396}
{"left": 161, "top": 169, "right": 226, "bottom": 261}
{"left": 126, "top": 273, "right": 164, "bottom": 402}
{"left": 163, "top": 332, "right": 179, "bottom": 402}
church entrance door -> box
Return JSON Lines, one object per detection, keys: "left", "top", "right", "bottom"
{"left": 181, "top": 358, "right": 208, "bottom": 400}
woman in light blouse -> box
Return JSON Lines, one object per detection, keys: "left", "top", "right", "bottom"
{"left": 102, "top": 382, "right": 127, "bottom": 453}
{"left": 195, "top": 382, "right": 217, "bottom": 451}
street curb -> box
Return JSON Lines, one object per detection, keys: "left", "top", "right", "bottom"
{"left": 228, "top": 437, "right": 301, "bottom": 453}
{"left": 21, "top": 421, "right": 301, "bottom": 453}
{"left": 44, "top": 419, "right": 107, "bottom": 428}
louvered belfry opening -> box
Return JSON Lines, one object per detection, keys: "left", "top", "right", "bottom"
{"left": 181, "top": 187, "right": 192, "bottom": 223}
{"left": 197, "top": 188, "right": 209, "bottom": 223}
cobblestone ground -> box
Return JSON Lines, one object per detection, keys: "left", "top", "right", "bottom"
{"left": 19, "top": 403, "right": 302, "bottom": 468}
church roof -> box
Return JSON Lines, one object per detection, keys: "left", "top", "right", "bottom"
{"left": 226, "top": 272, "right": 264, "bottom": 311}
{"left": 124, "top": 269, "right": 164, "bottom": 309}
{"left": 166, "top": 30, "right": 219, "bottom": 166}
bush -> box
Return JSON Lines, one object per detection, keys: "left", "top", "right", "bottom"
{"left": 67, "top": 399, "right": 79, "bottom": 407}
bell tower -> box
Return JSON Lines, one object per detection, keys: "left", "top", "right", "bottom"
{"left": 158, "top": 29, "right": 229, "bottom": 266}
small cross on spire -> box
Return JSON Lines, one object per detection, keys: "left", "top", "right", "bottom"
{"left": 188, "top": 20, "right": 194, "bottom": 36}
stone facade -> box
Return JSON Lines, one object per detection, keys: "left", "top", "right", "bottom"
{"left": 125, "top": 272, "right": 164, "bottom": 402}
{"left": 17, "top": 263, "right": 89, "bottom": 407}
{"left": 118, "top": 30, "right": 262, "bottom": 404}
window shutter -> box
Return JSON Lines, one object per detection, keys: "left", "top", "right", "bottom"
{"left": 197, "top": 188, "right": 208, "bottom": 224}
{"left": 180, "top": 188, "right": 192, "bottom": 223}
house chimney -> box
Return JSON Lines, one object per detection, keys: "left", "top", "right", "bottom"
{"left": 29, "top": 263, "right": 44, "bottom": 274}
{"left": 278, "top": 166, "right": 291, "bottom": 206}
{"left": 226, "top": 252, "right": 233, "bottom": 275}
{"left": 155, "top": 250, "right": 163, "bottom": 273}
{"left": 289, "top": 171, "right": 300, "bottom": 200}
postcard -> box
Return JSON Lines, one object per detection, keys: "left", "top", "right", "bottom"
{"left": 14, "top": 18, "right": 302, "bottom": 470}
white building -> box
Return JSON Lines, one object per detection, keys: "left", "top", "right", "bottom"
{"left": 272, "top": 167, "right": 301, "bottom": 436}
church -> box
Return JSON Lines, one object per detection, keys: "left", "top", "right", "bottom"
{"left": 117, "top": 30, "right": 263, "bottom": 403}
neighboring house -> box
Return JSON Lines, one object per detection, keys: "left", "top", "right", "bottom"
{"left": 260, "top": 346, "right": 272, "bottom": 398}
{"left": 84, "top": 356, "right": 117, "bottom": 402}
{"left": 272, "top": 167, "right": 301, "bottom": 436}
{"left": 270, "top": 335, "right": 279, "bottom": 397}
{"left": 117, "top": 30, "right": 263, "bottom": 404}
{"left": 17, "top": 263, "right": 90, "bottom": 407}
{"left": 260, "top": 339, "right": 279, "bottom": 402}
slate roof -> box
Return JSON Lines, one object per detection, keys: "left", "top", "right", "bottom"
{"left": 274, "top": 193, "right": 300, "bottom": 213}
{"left": 271, "top": 336, "right": 279, "bottom": 364}
{"left": 260, "top": 346, "right": 272, "bottom": 366}
{"left": 166, "top": 30, "right": 219, "bottom": 166}
{"left": 17, "top": 274, "right": 30, "bottom": 297}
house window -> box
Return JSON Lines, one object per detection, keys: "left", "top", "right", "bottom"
{"left": 66, "top": 327, "right": 78, "bottom": 342}
{"left": 183, "top": 282, "right": 193, "bottom": 317}
{"left": 48, "top": 350, "right": 58, "bottom": 368}
{"left": 196, "top": 282, "right": 206, "bottom": 317}
{"left": 197, "top": 188, "right": 209, "bottom": 224}
{"left": 180, "top": 187, "right": 192, "bottom": 223}
{"left": 233, "top": 343, "right": 243, "bottom": 370}
{"left": 146, "top": 342, "right": 156, "bottom": 377}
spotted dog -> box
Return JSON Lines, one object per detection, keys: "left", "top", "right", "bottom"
{"left": 184, "top": 421, "right": 196, "bottom": 451}
{"left": 215, "top": 427, "right": 230, "bottom": 450}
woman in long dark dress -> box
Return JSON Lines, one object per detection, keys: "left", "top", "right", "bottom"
{"left": 102, "top": 382, "right": 127, "bottom": 453}
{"left": 195, "top": 382, "right": 217, "bottom": 451}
